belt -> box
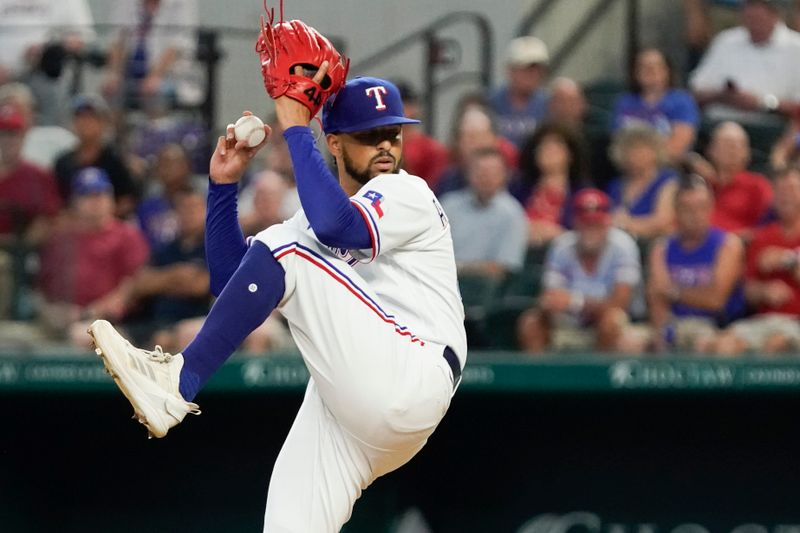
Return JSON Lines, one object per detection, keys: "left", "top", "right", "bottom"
{"left": 442, "top": 347, "right": 462, "bottom": 389}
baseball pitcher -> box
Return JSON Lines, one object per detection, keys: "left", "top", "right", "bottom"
{"left": 88, "top": 4, "right": 466, "bottom": 531}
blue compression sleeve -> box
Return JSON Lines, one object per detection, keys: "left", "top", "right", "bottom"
{"left": 205, "top": 179, "right": 248, "bottom": 296}
{"left": 283, "top": 126, "right": 371, "bottom": 250}
{"left": 179, "top": 241, "right": 285, "bottom": 401}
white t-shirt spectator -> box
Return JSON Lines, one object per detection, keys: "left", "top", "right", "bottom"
{"left": 690, "top": 22, "right": 800, "bottom": 123}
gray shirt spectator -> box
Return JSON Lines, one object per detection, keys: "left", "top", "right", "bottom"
{"left": 442, "top": 188, "right": 527, "bottom": 272}
{"left": 440, "top": 147, "right": 527, "bottom": 275}
{"left": 516, "top": 189, "right": 642, "bottom": 354}
{"left": 543, "top": 226, "right": 642, "bottom": 324}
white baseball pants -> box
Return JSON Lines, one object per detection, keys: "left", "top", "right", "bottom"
{"left": 253, "top": 224, "right": 455, "bottom": 533}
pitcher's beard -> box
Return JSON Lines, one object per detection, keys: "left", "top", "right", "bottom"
{"left": 342, "top": 150, "right": 400, "bottom": 185}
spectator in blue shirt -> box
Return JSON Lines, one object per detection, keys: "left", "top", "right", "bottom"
{"left": 607, "top": 125, "right": 678, "bottom": 239}
{"left": 121, "top": 188, "right": 211, "bottom": 347}
{"left": 488, "top": 36, "right": 550, "bottom": 148}
{"left": 612, "top": 48, "right": 700, "bottom": 163}
{"left": 643, "top": 174, "right": 745, "bottom": 353}
{"left": 136, "top": 143, "right": 205, "bottom": 251}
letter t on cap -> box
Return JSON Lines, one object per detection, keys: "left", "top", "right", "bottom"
{"left": 365, "top": 86, "right": 388, "bottom": 110}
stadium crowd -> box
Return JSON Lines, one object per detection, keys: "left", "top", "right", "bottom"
{"left": 2, "top": 0, "right": 800, "bottom": 358}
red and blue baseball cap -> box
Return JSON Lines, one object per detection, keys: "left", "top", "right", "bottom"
{"left": 573, "top": 188, "right": 612, "bottom": 225}
{"left": 72, "top": 167, "right": 113, "bottom": 196}
{"left": 0, "top": 104, "right": 25, "bottom": 130}
{"left": 322, "top": 77, "right": 420, "bottom": 134}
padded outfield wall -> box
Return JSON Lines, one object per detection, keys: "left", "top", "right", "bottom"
{"left": 2, "top": 353, "right": 800, "bottom": 532}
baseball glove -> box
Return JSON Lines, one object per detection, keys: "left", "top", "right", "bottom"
{"left": 256, "top": 1, "right": 349, "bottom": 116}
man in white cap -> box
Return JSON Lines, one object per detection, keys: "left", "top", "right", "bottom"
{"left": 488, "top": 36, "right": 550, "bottom": 148}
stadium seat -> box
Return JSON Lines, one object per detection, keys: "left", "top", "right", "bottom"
{"left": 745, "top": 121, "right": 785, "bottom": 174}
{"left": 500, "top": 265, "right": 544, "bottom": 300}
{"left": 483, "top": 297, "right": 535, "bottom": 350}
{"left": 584, "top": 79, "right": 626, "bottom": 114}
{"left": 524, "top": 245, "right": 548, "bottom": 268}
{"left": 458, "top": 272, "right": 501, "bottom": 313}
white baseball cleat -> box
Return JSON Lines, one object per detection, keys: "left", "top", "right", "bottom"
{"left": 88, "top": 319, "right": 200, "bottom": 439}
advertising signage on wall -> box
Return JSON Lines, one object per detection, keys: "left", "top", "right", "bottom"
{"left": 516, "top": 512, "right": 800, "bottom": 533}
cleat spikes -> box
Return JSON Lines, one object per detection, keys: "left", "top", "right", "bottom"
{"left": 88, "top": 319, "right": 198, "bottom": 439}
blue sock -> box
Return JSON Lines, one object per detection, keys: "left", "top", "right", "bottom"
{"left": 179, "top": 241, "right": 285, "bottom": 401}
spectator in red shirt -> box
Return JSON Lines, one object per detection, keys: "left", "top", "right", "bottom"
{"left": 715, "top": 166, "right": 800, "bottom": 355}
{"left": 0, "top": 103, "right": 61, "bottom": 245}
{"left": 394, "top": 81, "right": 449, "bottom": 190}
{"left": 37, "top": 167, "right": 149, "bottom": 346}
{"left": 509, "top": 122, "right": 590, "bottom": 246}
{"left": 686, "top": 121, "right": 772, "bottom": 241}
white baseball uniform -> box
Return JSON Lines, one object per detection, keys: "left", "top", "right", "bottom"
{"left": 252, "top": 170, "right": 467, "bottom": 532}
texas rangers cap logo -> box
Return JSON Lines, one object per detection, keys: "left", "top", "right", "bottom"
{"left": 322, "top": 77, "right": 420, "bottom": 134}
{"left": 365, "top": 86, "right": 388, "bottom": 110}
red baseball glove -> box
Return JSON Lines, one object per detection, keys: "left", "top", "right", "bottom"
{"left": 256, "top": 2, "right": 349, "bottom": 116}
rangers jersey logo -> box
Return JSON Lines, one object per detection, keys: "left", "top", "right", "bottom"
{"left": 363, "top": 190, "right": 384, "bottom": 218}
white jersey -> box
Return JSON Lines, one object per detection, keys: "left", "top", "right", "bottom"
{"left": 250, "top": 169, "right": 466, "bottom": 531}
{"left": 281, "top": 170, "right": 467, "bottom": 365}
{"left": 349, "top": 171, "right": 467, "bottom": 364}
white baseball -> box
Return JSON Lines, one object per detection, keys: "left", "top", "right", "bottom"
{"left": 233, "top": 115, "right": 266, "bottom": 148}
